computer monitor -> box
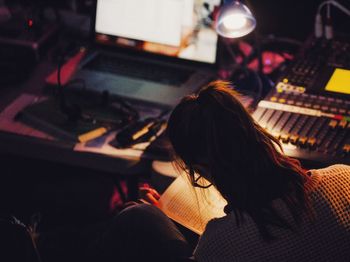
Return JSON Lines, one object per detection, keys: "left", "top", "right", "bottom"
{"left": 94, "top": 0, "right": 220, "bottom": 64}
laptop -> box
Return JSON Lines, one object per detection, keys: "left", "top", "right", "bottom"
{"left": 71, "top": 0, "right": 221, "bottom": 108}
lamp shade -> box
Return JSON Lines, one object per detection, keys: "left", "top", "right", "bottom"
{"left": 216, "top": 1, "right": 256, "bottom": 38}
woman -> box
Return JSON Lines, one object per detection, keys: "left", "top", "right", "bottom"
{"left": 36, "top": 81, "right": 350, "bottom": 262}
{"left": 165, "top": 80, "right": 350, "bottom": 261}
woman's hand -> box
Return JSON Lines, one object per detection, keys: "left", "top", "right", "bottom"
{"left": 138, "top": 186, "right": 161, "bottom": 207}
{"left": 121, "top": 186, "right": 161, "bottom": 210}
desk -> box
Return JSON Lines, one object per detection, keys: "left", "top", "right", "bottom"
{"left": 0, "top": 54, "right": 156, "bottom": 204}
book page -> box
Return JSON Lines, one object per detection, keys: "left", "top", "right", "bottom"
{"left": 158, "top": 175, "right": 227, "bottom": 235}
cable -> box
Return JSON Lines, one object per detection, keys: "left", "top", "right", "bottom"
{"left": 317, "top": 0, "right": 350, "bottom": 16}
{"left": 325, "top": 3, "right": 333, "bottom": 39}
{"left": 56, "top": 47, "right": 139, "bottom": 126}
{"left": 56, "top": 49, "right": 82, "bottom": 122}
{"left": 315, "top": 0, "right": 350, "bottom": 38}
{"left": 315, "top": 12, "right": 323, "bottom": 38}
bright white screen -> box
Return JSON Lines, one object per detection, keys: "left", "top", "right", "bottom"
{"left": 96, "top": 0, "right": 184, "bottom": 46}
{"left": 95, "top": 0, "right": 219, "bottom": 64}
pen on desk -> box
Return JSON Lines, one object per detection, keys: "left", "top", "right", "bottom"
{"left": 112, "top": 118, "right": 166, "bottom": 148}
{"left": 78, "top": 127, "right": 109, "bottom": 143}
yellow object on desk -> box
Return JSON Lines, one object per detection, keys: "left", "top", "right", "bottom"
{"left": 78, "top": 127, "right": 108, "bottom": 143}
{"left": 325, "top": 68, "right": 350, "bottom": 95}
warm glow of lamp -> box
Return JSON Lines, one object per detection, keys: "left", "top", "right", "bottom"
{"left": 216, "top": 0, "right": 256, "bottom": 38}
{"left": 222, "top": 14, "right": 247, "bottom": 30}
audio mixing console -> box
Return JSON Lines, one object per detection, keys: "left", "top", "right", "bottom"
{"left": 253, "top": 36, "right": 350, "bottom": 165}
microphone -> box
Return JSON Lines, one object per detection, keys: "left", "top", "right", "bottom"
{"left": 315, "top": 0, "right": 350, "bottom": 39}
{"left": 325, "top": 3, "right": 333, "bottom": 40}
{"left": 314, "top": 13, "right": 323, "bottom": 38}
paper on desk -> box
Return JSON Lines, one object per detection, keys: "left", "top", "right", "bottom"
{"left": 0, "top": 94, "right": 53, "bottom": 140}
{"left": 73, "top": 130, "right": 151, "bottom": 160}
{"left": 0, "top": 94, "right": 162, "bottom": 159}
{"left": 74, "top": 122, "right": 167, "bottom": 160}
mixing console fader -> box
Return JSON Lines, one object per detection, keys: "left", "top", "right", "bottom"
{"left": 252, "top": 36, "right": 350, "bottom": 165}
{"left": 253, "top": 90, "right": 350, "bottom": 165}
{"left": 277, "top": 36, "right": 350, "bottom": 92}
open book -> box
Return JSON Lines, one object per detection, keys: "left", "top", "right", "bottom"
{"left": 158, "top": 175, "right": 227, "bottom": 235}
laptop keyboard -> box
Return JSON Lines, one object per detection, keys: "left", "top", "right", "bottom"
{"left": 84, "top": 53, "right": 194, "bottom": 86}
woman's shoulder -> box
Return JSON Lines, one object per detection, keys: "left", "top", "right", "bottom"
{"left": 200, "top": 212, "right": 258, "bottom": 244}
{"left": 205, "top": 215, "right": 233, "bottom": 232}
{"left": 310, "top": 164, "right": 350, "bottom": 176}
{"left": 307, "top": 164, "right": 350, "bottom": 210}
{"left": 307, "top": 164, "right": 350, "bottom": 185}
{"left": 195, "top": 214, "right": 258, "bottom": 261}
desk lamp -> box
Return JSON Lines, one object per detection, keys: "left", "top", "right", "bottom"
{"left": 216, "top": 0, "right": 265, "bottom": 106}
{"left": 216, "top": 0, "right": 256, "bottom": 38}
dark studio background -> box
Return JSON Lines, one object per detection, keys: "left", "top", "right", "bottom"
{"left": 0, "top": 0, "right": 349, "bottom": 253}
{"left": 0, "top": 0, "right": 348, "bottom": 202}
{"left": 0, "top": 0, "right": 349, "bottom": 223}
{"left": 252, "top": 0, "right": 348, "bottom": 41}
{"left": 3, "top": 0, "right": 349, "bottom": 41}
{"left": 252, "top": 0, "right": 320, "bottom": 40}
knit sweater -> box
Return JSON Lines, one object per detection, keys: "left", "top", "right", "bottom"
{"left": 194, "top": 164, "right": 350, "bottom": 262}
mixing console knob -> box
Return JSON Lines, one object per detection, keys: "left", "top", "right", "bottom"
{"left": 328, "top": 120, "right": 338, "bottom": 129}
{"left": 298, "top": 137, "right": 308, "bottom": 147}
{"left": 343, "top": 144, "right": 350, "bottom": 154}
{"left": 271, "top": 131, "right": 280, "bottom": 139}
{"left": 339, "top": 120, "right": 347, "bottom": 129}
{"left": 287, "top": 99, "right": 295, "bottom": 105}
{"left": 321, "top": 106, "right": 329, "bottom": 111}
{"left": 289, "top": 135, "right": 299, "bottom": 145}
{"left": 307, "top": 137, "right": 317, "bottom": 150}
{"left": 281, "top": 134, "right": 290, "bottom": 143}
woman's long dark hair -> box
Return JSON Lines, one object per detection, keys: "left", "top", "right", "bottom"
{"left": 167, "top": 80, "right": 312, "bottom": 240}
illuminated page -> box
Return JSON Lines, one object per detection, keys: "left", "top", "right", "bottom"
{"left": 95, "top": 0, "right": 183, "bottom": 46}
{"left": 159, "top": 175, "right": 227, "bottom": 235}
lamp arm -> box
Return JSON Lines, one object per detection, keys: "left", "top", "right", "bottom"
{"left": 317, "top": 0, "right": 350, "bottom": 17}
{"left": 315, "top": 0, "right": 350, "bottom": 38}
